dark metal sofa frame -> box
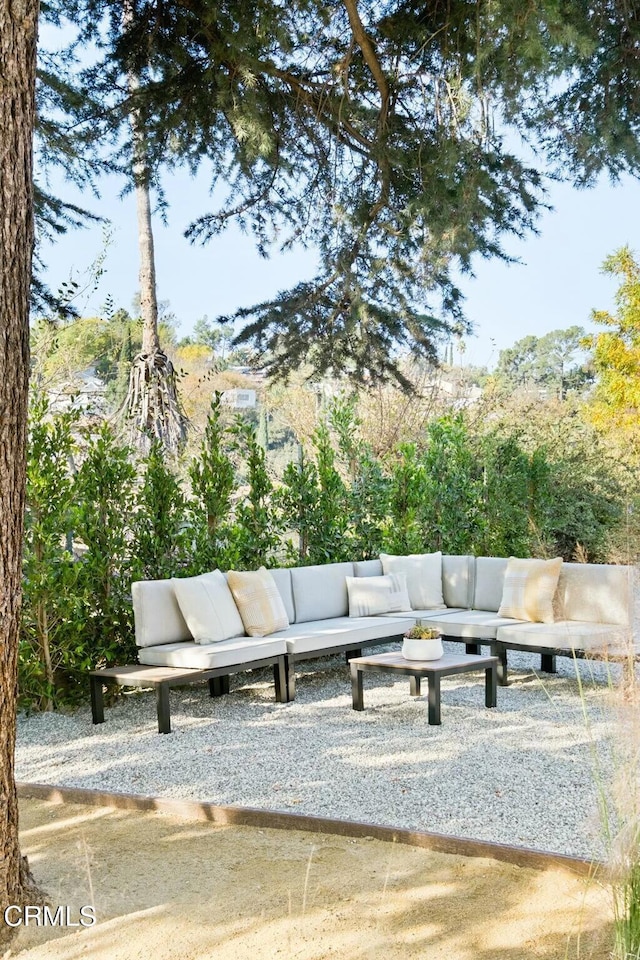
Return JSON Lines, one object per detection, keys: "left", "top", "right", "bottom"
{"left": 450, "top": 636, "right": 635, "bottom": 685}
{"left": 90, "top": 654, "right": 288, "bottom": 734}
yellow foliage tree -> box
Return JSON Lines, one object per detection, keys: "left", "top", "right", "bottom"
{"left": 584, "top": 246, "right": 640, "bottom": 456}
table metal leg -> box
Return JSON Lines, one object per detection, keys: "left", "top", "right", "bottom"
{"left": 409, "top": 675, "right": 421, "bottom": 697}
{"left": 90, "top": 676, "right": 104, "bottom": 724}
{"left": 486, "top": 665, "right": 497, "bottom": 708}
{"left": 427, "top": 675, "right": 441, "bottom": 725}
{"left": 351, "top": 663, "right": 364, "bottom": 711}
{"left": 465, "top": 643, "right": 481, "bottom": 655}
{"left": 156, "top": 684, "right": 171, "bottom": 734}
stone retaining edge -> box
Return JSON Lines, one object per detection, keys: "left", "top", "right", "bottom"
{"left": 17, "top": 781, "right": 601, "bottom": 878}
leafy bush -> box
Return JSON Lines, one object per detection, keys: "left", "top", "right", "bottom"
{"left": 188, "top": 393, "right": 237, "bottom": 572}
{"left": 132, "top": 439, "right": 190, "bottom": 580}
{"left": 229, "top": 418, "right": 282, "bottom": 568}
{"left": 21, "top": 396, "right": 82, "bottom": 710}
{"left": 73, "top": 424, "right": 138, "bottom": 670}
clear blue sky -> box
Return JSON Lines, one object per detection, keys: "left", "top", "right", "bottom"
{"left": 37, "top": 161, "right": 640, "bottom": 371}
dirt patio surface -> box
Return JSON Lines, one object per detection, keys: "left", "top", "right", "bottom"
{"left": 6, "top": 798, "right": 613, "bottom": 960}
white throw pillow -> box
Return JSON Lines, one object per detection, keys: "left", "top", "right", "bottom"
{"left": 172, "top": 570, "right": 245, "bottom": 644}
{"left": 498, "top": 557, "right": 563, "bottom": 624}
{"left": 346, "top": 573, "right": 412, "bottom": 618}
{"left": 380, "top": 552, "right": 444, "bottom": 609}
{"left": 226, "top": 567, "right": 290, "bottom": 637}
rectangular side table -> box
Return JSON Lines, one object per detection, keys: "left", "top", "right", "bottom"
{"left": 349, "top": 652, "right": 498, "bottom": 725}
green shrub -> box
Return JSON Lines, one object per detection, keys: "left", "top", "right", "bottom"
{"left": 132, "top": 438, "right": 190, "bottom": 580}
{"left": 188, "top": 393, "right": 237, "bottom": 572}
{"left": 229, "top": 418, "right": 282, "bottom": 568}
{"left": 21, "top": 396, "right": 82, "bottom": 710}
{"left": 74, "top": 424, "right": 138, "bottom": 670}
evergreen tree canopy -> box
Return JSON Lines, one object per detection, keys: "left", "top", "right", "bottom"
{"left": 495, "top": 327, "right": 591, "bottom": 397}
{"left": 43, "top": 0, "right": 640, "bottom": 388}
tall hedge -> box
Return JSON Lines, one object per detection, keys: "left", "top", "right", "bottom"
{"left": 19, "top": 399, "right": 627, "bottom": 709}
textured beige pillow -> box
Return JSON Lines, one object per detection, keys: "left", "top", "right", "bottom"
{"left": 497, "top": 557, "right": 563, "bottom": 623}
{"left": 380, "top": 552, "right": 444, "bottom": 608}
{"left": 346, "top": 573, "right": 412, "bottom": 618}
{"left": 172, "top": 570, "right": 245, "bottom": 644}
{"left": 226, "top": 567, "right": 290, "bottom": 637}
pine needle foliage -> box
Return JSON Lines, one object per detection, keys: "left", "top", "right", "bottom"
{"left": 42, "top": 0, "right": 640, "bottom": 388}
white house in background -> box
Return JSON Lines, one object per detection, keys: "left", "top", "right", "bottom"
{"left": 437, "top": 378, "right": 483, "bottom": 405}
{"left": 47, "top": 366, "right": 108, "bottom": 416}
{"left": 222, "top": 388, "right": 257, "bottom": 410}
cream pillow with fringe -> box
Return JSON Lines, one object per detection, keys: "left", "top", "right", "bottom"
{"left": 226, "top": 567, "right": 290, "bottom": 637}
{"left": 498, "top": 557, "right": 563, "bottom": 624}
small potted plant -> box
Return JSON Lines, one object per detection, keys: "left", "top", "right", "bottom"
{"left": 402, "top": 622, "right": 444, "bottom": 661}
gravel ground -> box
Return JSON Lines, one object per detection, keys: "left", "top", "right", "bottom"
{"left": 16, "top": 643, "right": 627, "bottom": 860}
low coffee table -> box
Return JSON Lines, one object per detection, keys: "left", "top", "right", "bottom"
{"left": 349, "top": 651, "right": 499, "bottom": 725}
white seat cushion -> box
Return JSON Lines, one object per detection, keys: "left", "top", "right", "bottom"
{"left": 271, "top": 616, "right": 414, "bottom": 656}
{"left": 138, "top": 636, "right": 286, "bottom": 669}
{"left": 496, "top": 620, "right": 631, "bottom": 655}
{"left": 411, "top": 610, "right": 525, "bottom": 640}
{"left": 172, "top": 570, "right": 245, "bottom": 645}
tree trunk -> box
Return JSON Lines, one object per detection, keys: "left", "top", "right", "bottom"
{"left": 131, "top": 87, "right": 161, "bottom": 357}
{"left": 120, "top": 65, "right": 187, "bottom": 454}
{"left": 0, "top": 0, "right": 43, "bottom": 940}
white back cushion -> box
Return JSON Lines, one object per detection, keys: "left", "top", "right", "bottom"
{"left": 556, "top": 562, "right": 632, "bottom": 625}
{"left": 172, "top": 570, "right": 245, "bottom": 644}
{"left": 380, "top": 552, "right": 444, "bottom": 608}
{"left": 442, "top": 556, "right": 474, "bottom": 608}
{"left": 266, "top": 567, "right": 296, "bottom": 623}
{"left": 132, "top": 578, "right": 191, "bottom": 648}
{"left": 354, "top": 559, "right": 383, "bottom": 578}
{"left": 473, "top": 557, "right": 509, "bottom": 612}
{"left": 290, "top": 562, "right": 355, "bottom": 623}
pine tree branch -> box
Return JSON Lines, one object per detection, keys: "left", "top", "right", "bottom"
{"left": 342, "top": 0, "right": 390, "bottom": 133}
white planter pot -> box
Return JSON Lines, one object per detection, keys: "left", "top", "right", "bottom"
{"left": 402, "top": 637, "right": 444, "bottom": 661}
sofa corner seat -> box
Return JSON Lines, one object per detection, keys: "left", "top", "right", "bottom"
{"left": 131, "top": 577, "right": 290, "bottom": 707}
{"left": 410, "top": 558, "right": 634, "bottom": 684}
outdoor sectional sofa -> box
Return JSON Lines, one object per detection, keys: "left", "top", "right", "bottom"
{"left": 130, "top": 554, "right": 635, "bottom": 711}
{"left": 359, "top": 556, "right": 635, "bottom": 684}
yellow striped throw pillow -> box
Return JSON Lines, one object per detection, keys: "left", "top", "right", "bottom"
{"left": 226, "top": 567, "right": 290, "bottom": 637}
{"left": 497, "top": 557, "right": 563, "bottom": 623}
